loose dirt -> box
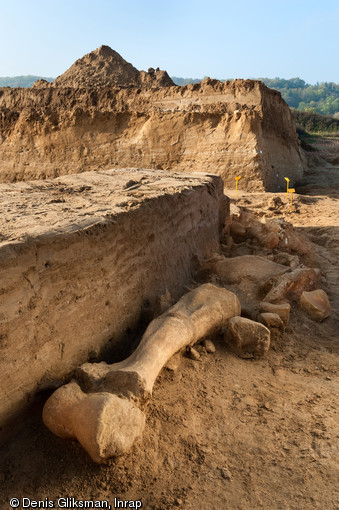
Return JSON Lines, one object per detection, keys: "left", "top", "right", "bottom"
{"left": 1, "top": 162, "right": 338, "bottom": 510}
{"left": 37, "top": 45, "right": 174, "bottom": 89}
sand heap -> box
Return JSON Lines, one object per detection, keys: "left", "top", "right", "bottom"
{"left": 33, "top": 45, "right": 174, "bottom": 89}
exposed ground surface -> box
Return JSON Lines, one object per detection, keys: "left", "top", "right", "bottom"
{"left": 299, "top": 132, "right": 339, "bottom": 165}
{"left": 1, "top": 161, "right": 338, "bottom": 509}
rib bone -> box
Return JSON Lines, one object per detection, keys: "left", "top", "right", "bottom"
{"left": 43, "top": 283, "right": 241, "bottom": 462}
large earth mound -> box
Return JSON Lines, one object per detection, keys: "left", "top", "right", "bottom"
{"left": 34, "top": 45, "right": 174, "bottom": 88}
{"left": 0, "top": 46, "right": 306, "bottom": 189}
{"left": 0, "top": 78, "right": 306, "bottom": 190}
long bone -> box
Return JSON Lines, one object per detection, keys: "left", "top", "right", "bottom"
{"left": 43, "top": 283, "right": 241, "bottom": 462}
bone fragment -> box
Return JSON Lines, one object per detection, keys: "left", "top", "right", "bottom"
{"left": 43, "top": 381, "right": 145, "bottom": 463}
{"left": 263, "top": 267, "right": 321, "bottom": 303}
{"left": 259, "top": 302, "right": 291, "bottom": 324}
{"left": 203, "top": 339, "right": 216, "bottom": 353}
{"left": 299, "top": 289, "right": 331, "bottom": 321}
{"left": 43, "top": 283, "right": 241, "bottom": 462}
{"left": 257, "top": 312, "right": 284, "bottom": 330}
{"left": 77, "top": 283, "right": 241, "bottom": 399}
{"left": 225, "top": 316, "right": 270, "bottom": 358}
{"left": 199, "top": 255, "right": 289, "bottom": 285}
{"left": 187, "top": 347, "right": 200, "bottom": 360}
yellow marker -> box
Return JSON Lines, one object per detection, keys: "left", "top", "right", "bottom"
{"left": 284, "top": 177, "right": 290, "bottom": 197}
{"left": 288, "top": 188, "right": 295, "bottom": 212}
{"left": 235, "top": 176, "right": 242, "bottom": 199}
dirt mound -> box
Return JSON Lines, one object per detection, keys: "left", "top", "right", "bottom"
{"left": 0, "top": 79, "right": 305, "bottom": 189}
{"left": 37, "top": 45, "right": 174, "bottom": 89}
{"left": 139, "top": 67, "right": 174, "bottom": 88}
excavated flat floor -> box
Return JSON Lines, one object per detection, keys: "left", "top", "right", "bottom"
{"left": 0, "top": 168, "right": 222, "bottom": 244}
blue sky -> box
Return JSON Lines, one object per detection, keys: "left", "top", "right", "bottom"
{"left": 1, "top": 0, "right": 338, "bottom": 83}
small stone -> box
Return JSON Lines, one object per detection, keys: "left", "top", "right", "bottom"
{"left": 268, "top": 196, "right": 283, "bottom": 209}
{"left": 195, "top": 345, "right": 207, "bottom": 357}
{"left": 220, "top": 467, "right": 232, "bottom": 480}
{"left": 259, "top": 301, "right": 290, "bottom": 325}
{"left": 165, "top": 354, "right": 180, "bottom": 372}
{"left": 299, "top": 289, "right": 331, "bottom": 321}
{"left": 187, "top": 347, "right": 200, "bottom": 360}
{"left": 202, "top": 339, "right": 216, "bottom": 353}
{"left": 262, "top": 402, "right": 273, "bottom": 411}
{"left": 225, "top": 316, "right": 270, "bottom": 358}
{"left": 257, "top": 312, "right": 284, "bottom": 330}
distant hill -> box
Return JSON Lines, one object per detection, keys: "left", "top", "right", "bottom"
{"left": 258, "top": 78, "right": 339, "bottom": 117}
{"left": 0, "top": 75, "right": 54, "bottom": 87}
{"left": 171, "top": 77, "right": 205, "bottom": 86}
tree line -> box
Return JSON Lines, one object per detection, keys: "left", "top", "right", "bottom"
{"left": 259, "top": 78, "right": 339, "bottom": 117}
{"left": 0, "top": 75, "right": 54, "bottom": 88}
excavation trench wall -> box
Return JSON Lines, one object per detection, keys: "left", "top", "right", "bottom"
{"left": 0, "top": 79, "right": 306, "bottom": 190}
{"left": 0, "top": 169, "right": 226, "bottom": 433}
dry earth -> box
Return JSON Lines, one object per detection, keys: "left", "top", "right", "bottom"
{"left": 0, "top": 161, "right": 338, "bottom": 510}
{"left": 0, "top": 47, "right": 305, "bottom": 190}
{"left": 34, "top": 45, "right": 174, "bottom": 89}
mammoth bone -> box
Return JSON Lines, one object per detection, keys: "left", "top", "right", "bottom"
{"left": 43, "top": 283, "right": 241, "bottom": 463}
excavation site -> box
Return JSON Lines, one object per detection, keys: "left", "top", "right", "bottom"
{"left": 0, "top": 46, "right": 338, "bottom": 510}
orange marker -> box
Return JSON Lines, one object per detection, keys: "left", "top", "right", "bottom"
{"left": 284, "top": 177, "right": 290, "bottom": 197}
{"left": 235, "top": 176, "right": 242, "bottom": 199}
{"left": 288, "top": 188, "right": 295, "bottom": 212}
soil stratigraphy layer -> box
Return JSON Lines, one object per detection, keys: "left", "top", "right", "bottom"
{"left": 0, "top": 78, "right": 305, "bottom": 190}
{"left": 0, "top": 168, "right": 226, "bottom": 432}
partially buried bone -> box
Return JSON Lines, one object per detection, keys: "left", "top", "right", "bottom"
{"left": 43, "top": 283, "right": 241, "bottom": 462}
{"left": 43, "top": 381, "right": 146, "bottom": 463}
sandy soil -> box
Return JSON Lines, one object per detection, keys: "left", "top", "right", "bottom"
{"left": 0, "top": 78, "right": 303, "bottom": 190}
{"left": 1, "top": 162, "right": 338, "bottom": 510}
{"left": 0, "top": 169, "right": 213, "bottom": 245}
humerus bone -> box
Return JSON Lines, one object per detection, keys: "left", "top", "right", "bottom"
{"left": 43, "top": 283, "right": 240, "bottom": 462}
{"left": 43, "top": 381, "right": 146, "bottom": 463}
